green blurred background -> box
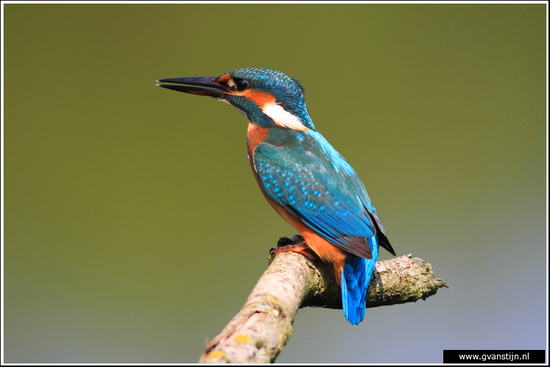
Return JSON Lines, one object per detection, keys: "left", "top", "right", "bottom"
{"left": 3, "top": 3, "right": 547, "bottom": 363}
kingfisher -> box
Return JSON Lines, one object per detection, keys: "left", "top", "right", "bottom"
{"left": 156, "top": 68, "right": 395, "bottom": 325}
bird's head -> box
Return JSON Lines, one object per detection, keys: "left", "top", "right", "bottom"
{"left": 157, "top": 68, "right": 315, "bottom": 130}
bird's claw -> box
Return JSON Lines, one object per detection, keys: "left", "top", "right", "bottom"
{"left": 269, "top": 235, "right": 314, "bottom": 262}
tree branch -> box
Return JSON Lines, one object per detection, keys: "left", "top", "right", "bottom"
{"left": 199, "top": 252, "right": 448, "bottom": 363}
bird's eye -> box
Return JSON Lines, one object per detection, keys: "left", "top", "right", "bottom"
{"left": 235, "top": 79, "right": 249, "bottom": 91}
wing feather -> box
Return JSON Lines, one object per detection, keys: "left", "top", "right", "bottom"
{"left": 253, "top": 133, "right": 384, "bottom": 259}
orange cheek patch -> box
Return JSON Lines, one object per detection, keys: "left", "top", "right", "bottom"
{"left": 242, "top": 90, "right": 276, "bottom": 108}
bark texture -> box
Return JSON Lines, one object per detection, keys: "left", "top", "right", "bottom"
{"left": 199, "top": 252, "right": 448, "bottom": 363}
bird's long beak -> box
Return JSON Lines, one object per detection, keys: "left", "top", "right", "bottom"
{"left": 156, "top": 76, "right": 228, "bottom": 98}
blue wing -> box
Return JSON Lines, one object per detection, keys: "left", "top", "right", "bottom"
{"left": 253, "top": 130, "right": 391, "bottom": 258}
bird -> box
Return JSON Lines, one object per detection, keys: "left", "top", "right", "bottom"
{"left": 156, "top": 68, "right": 395, "bottom": 325}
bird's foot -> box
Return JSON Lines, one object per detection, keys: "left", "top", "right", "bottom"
{"left": 269, "top": 235, "right": 315, "bottom": 261}
{"left": 276, "top": 234, "right": 305, "bottom": 247}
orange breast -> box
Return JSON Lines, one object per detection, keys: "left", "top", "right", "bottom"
{"left": 246, "top": 123, "right": 269, "bottom": 161}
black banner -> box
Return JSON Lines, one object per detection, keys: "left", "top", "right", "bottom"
{"left": 443, "top": 350, "right": 546, "bottom": 363}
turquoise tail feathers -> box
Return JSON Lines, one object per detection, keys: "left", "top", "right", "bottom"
{"left": 341, "top": 237, "right": 379, "bottom": 325}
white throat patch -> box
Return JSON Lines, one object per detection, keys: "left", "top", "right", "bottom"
{"left": 262, "top": 102, "right": 309, "bottom": 131}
